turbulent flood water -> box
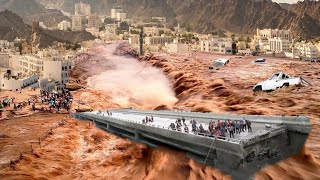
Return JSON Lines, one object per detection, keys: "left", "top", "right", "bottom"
{"left": 84, "top": 43, "right": 177, "bottom": 109}
{"left": 1, "top": 43, "right": 319, "bottom": 180}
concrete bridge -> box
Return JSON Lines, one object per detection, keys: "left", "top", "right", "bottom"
{"left": 74, "top": 108, "right": 311, "bottom": 180}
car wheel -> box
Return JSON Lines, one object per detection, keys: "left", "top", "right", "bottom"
{"left": 253, "top": 85, "right": 262, "bottom": 92}
{"left": 282, "top": 83, "right": 289, "bottom": 88}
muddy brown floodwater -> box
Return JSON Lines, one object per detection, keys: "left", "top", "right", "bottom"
{"left": 1, "top": 42, "right": 319, "bottom": 180}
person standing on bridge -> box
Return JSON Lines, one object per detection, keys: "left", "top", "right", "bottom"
{"left": 246, "top": 120, "right": 252, "bottom": 133}
{"left": 235, "top": 121, "right": 240, "bottom": 134}
{"left": 228, "top": 125, "right": 235, "bottom": 138}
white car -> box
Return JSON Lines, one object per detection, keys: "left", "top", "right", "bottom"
{"left": 252, "top": 58, "right": 266, "bottom": 64}
{"left": 253, "top": 72, "right": 309, "bottom": 92}
{"left": 213, "top": 58, "right": 229, "bottom": 67}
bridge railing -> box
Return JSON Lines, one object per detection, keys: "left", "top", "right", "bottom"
{"left": 81, "top": 112, "right": 242, "bottom": 144}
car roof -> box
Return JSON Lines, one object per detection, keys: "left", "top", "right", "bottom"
{"left": 215, "top": 58, "right": 229, "bottom": 63}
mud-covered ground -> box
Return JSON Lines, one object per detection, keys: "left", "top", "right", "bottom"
{"left": 1, "top": 43, "right": 319, "bottom": 179}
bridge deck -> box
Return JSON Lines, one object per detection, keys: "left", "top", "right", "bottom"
{"left": 89, "top": 110, "right": 283, "bottom": 143}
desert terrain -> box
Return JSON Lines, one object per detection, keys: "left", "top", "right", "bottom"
{"left": 1, "top": 42, "right": 319, "bottom": 179}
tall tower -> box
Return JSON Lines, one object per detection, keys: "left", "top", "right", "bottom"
{"left": 139, "top": 28, "right": 144, "bottom": 56}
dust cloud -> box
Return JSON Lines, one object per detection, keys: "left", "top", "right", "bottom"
{"left": 86, "top": 44, "right": 177, "bottom": 109}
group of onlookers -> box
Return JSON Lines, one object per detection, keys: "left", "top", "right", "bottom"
{"left": 168, "top": 117, "right": 252, "bottom": 139}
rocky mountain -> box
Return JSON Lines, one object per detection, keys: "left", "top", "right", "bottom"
{"left": 38, "top": 0, "right": 320, "bottom": 38}
{"left": 0, "top": 10, "right": 95, "bottom": 47}
{"left": 291, "top": 0, "right": 320, "bottom": 22}
{"left": 0, "top": 0, "right": 69, "bottom": 27}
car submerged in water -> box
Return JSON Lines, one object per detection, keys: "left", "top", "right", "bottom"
{"left": 209, "top": 58, "right": 230, "bottom": 69}
{"left": 252, "top": 58, "right": 266, "bottom": 64}
{"left": 253, "top": 72, "right": 310, "bottom": 92}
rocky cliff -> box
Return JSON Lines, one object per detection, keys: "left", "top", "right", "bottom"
{"left": 0, "top": 10, "right": 95, "bottom": 47}
{"left": 37, "top": 0, "right": 320, "bottom": 38}
{"left": 0, "top": 0, "right": 69, "bottom": 27}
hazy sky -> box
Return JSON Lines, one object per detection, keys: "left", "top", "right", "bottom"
{"left": 272, "top": 0, "right": 302, "bottom": 4}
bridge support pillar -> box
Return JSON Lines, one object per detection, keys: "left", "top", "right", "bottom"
{"left": 134, "top": 130, "right": 140, "bottom": 141}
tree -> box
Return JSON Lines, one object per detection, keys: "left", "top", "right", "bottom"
{"left": 238, "top": 36, "right": 244, "bottom": 41}
{"left": 159, "top": 30, "right": 165, "bottom": 35}
{"left": 99, "top": 25, "right": 105, "bottom": 32}
{"left": 104, "top": 17, "right": 115, "bottom": 24}
{"left": 211, "top": 31, "right": 218, "bottom": 35}
{"left": 119, "top": 21, "right": 129, "bottom": 31}
{"left": 130, "top": 30, "right": 140, "bottom": 34}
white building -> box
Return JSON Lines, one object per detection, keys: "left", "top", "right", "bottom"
{"left": 116, "top": 12, "right": 127, "bottom": 21}
{"left": 255, "top": 29, "right": 292, "bottom": 41}
{"left": 0, "top": 69, "right": 39, "bottom": 91}
{"left": 111, "top": 7, "right": 124, "bottom": 19}
{"left": 58, "top": 20, "right": 71, "bottom": 31}
{"left": 0, "top": 54, "right": 10, "bottom": 68}
{"left": 129, "top": 35, "right": 140, "bottom": 45}
{"left": 294, "top": 42, "right": 320, "bottom": 62}
{"left": 145, "top": 36, "right": 173, "bottom": 45}
{"left": 19, "top": 55, "right": 44, "bottom": 75}
{"left": 200, "top": 38, "right": 233, "bottom": 55}
{"left": 268, "top": 37, "right": 291, "bottom": 53}
{"left": 39, "top": 22, "right": 47, "bottom": 29}
{"left": 0, "top": 40, "right": 15, "bottom": 53}
{"left": 166, "top": 39, "right": 189, "bottom": 53}
{"left": 105, "top": 24, "right": 118, "bottom": 35}
{"left": 43, "top": 58, "right": 72, "bottom": 85}
{"left": 144, "top": 26, "right": 165, "bottom": 36}
{"left": 152, "top": 17, "right": 166, "bottom": 23}
{"left": 72, "top": 15, "right": 84, "bottom": 31}
{"left": 88, "top": 14, "right": 100, "bottom": 29}
{"left": 75, "top": 2, "right": 91, "bottom": 16}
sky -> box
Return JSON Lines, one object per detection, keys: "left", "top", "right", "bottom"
{"left": 272, "top": 0, "right": 302, "bottom": 4}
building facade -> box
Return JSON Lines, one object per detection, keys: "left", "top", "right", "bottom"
{"left": 111, "top": 7, "right": 124, "bottom": 19}
{"left": 145, "top": 36, "right": 173, "bottom": 45}
{"left": 75, "top": 2, "right": 91, "bottom": 15}
{"left": 294, "top": 42, "right": 320, "bottom": 62}
{"left": 0, "top": 54, "right": 10, "bottom": 68}
{"left": 88, "top": 14, "right": 101, "bottom": 29}
{"left": 268, "top": 37, "right": 291, "bottom": 53}
{"left": 58, "top": 20, "right": 71, "bottom": 31}
{"left": 200, "top": 38, "right": 233, "bottom": 55}
{"left": 72, "top": 15, "right": 84, "bottom": 31}
{"left": 255, "top": 29, "right": 292, "bottom": 41}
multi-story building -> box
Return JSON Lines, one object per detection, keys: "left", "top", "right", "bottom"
{"left": 0, "top": 69, "right": 39, "bottom": 91}
{"left": 144, "top": 26, "right": 166, "bottom": 36}
{"left": 88, "top": 14, "right": 100, "bottom": 29}
{"left": 58, "top": 20, "right": 71, "bottom": 31}
{"left": 166, "top": 40, "right": 189, "bottom": 53}
{"left": 294, "top": 42, "right": 320, "bottom": 62}
{"left": 72, "top": 15, "right": 84, "bottom": 31}
{"left": 152, "top": 17, "right": 167, "bottom": 23}
{"left": 145, "top": 36, "right": 173, "bottom": 45}
{"left": 0, "top": 54, "right": 10, "bottom": 68}
{"left": 0, "top": 40, "right": 14, "bottom": 52}
{"left": 43, "top": 57, "right": 72, "bottom": 85}
{"left": 111, "top": 6, "right": 124, "bottom": 19}
{"left": 255, "top": 29, "right": 292, "bottom": 41}
{"left": 116, "top": 12, "right": 127, "bottom": 21}
{"left": 19, "top": 55, "right": 44, "bottom": 75}
{"left": 268, "top": 37, "right": 291, "bottom": 53}
{"left": 75, "top": 2, "right": 91, "bottom": 15}
{"left": 105, "top": 24, "right": 118, "bottom": 35}
{"left": 200, "top": 38, "right": 233, "bottom": 55}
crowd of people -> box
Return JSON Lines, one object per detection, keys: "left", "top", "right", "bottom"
{"left": 142, "top": 116, "right": 154, "bottom": 124}
{"left": 38, "top": 90, "right": 73, "bottom": 112}
{"left": 168, "top": 118, "right": 252, "bottom": 139}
